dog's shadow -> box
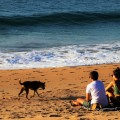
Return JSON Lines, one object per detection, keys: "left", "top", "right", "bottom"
{"left": 42, "top": 96, "right": 85, "bottom": 101}
{"left": 35, "top": 95, "right": 84, "bottom": 102}
{"left": 59, "top": 96, "right": 85, "bottom": 101}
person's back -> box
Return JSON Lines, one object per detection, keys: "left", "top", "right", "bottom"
{"left": 87, "top": 80, "right": 108, "bottom": 107}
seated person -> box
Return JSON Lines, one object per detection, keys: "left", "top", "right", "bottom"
{"left": 71, "top": 71, "right": 108, "bottom": 109}
{"left": 106, "top": 67, "right": 120, "bottom": 107}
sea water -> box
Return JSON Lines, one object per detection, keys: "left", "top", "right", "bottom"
{"left": 0, "top": 0, "right": 120, "bottom": 69}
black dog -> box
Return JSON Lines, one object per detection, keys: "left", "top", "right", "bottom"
{"left": 18, "top": 80, "right": 45, "bottom": 99}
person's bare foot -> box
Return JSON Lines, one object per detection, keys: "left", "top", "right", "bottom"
{"left": 70, "top": 100, "right": 81, "bottom": 106}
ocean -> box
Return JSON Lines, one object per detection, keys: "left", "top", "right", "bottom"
{"left": 0, "top": 0, "right": 120, "bottom": 69}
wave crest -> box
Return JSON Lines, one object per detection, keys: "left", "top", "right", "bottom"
{"left": 0, "top": 11, "right": 120, "bottom": 26}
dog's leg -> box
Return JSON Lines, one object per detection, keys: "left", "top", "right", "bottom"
{"left": 31, "top": 91, "right": 36, "bottom": 98}
{"left": 35, "top": 90, "right": 40, "bottom": 97}
{"left": 25, "top": 88, "right": 29, "bottom": 99}
{"left": 18, "top": 87, "right": 25, "bottom": 96}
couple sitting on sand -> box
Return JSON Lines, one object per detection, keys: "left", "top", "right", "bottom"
{"left": 71, "top": 67, "right": 120, "bottom": 110}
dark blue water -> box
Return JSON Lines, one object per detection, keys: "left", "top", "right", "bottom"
{"left": 0, "top": 0, "right": 120, "bottom": 69}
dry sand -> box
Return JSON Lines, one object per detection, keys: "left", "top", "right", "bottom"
{"left": 0, "top": 64, "right": 120, "bottom": 120}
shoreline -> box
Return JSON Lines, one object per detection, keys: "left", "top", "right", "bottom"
{"left": 0, "top": 63, "right": 120, "bottom": 120}
{"left": 0, "top": 62, "right": 120, "bottom": 70}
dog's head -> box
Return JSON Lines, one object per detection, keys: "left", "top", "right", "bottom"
{"left": 39, "top": 82, "right": 45, "bottom": 90}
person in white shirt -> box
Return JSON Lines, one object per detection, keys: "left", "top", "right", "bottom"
{"left": 71, "top": 71, "right": 108, "bottom": 108}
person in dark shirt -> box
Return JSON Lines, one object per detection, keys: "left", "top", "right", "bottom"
{"left": 106, "top": 67, "right": 120, "bottom": 106}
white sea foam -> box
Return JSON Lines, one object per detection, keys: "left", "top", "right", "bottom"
{"left": 0, "top": 43, "right": 120, "bottom": 70}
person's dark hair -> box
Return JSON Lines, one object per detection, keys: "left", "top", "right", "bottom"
{"left": 89, "top": 71, "right": 98, "bottom": 80}
{"left": 113, "top": 67, "right": 120, "bottom": 79}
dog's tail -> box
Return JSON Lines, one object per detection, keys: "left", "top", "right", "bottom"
{"left": 19, "top": 80, "right": 24, "bottom": 85}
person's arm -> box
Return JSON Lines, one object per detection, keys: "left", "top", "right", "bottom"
{"left": 86, "top": 93, "right": 91, "bottom": 101}
{"left": 105, "top": 81, "right": 113, "bottom": 91}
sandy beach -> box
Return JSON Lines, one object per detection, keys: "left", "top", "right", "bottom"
{"left": 0, "top": 64, "right": 120, "bottom": 120}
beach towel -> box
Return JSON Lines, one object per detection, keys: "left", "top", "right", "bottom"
{"left": 82, "top": 104, "right": 120, "bottom": 111}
